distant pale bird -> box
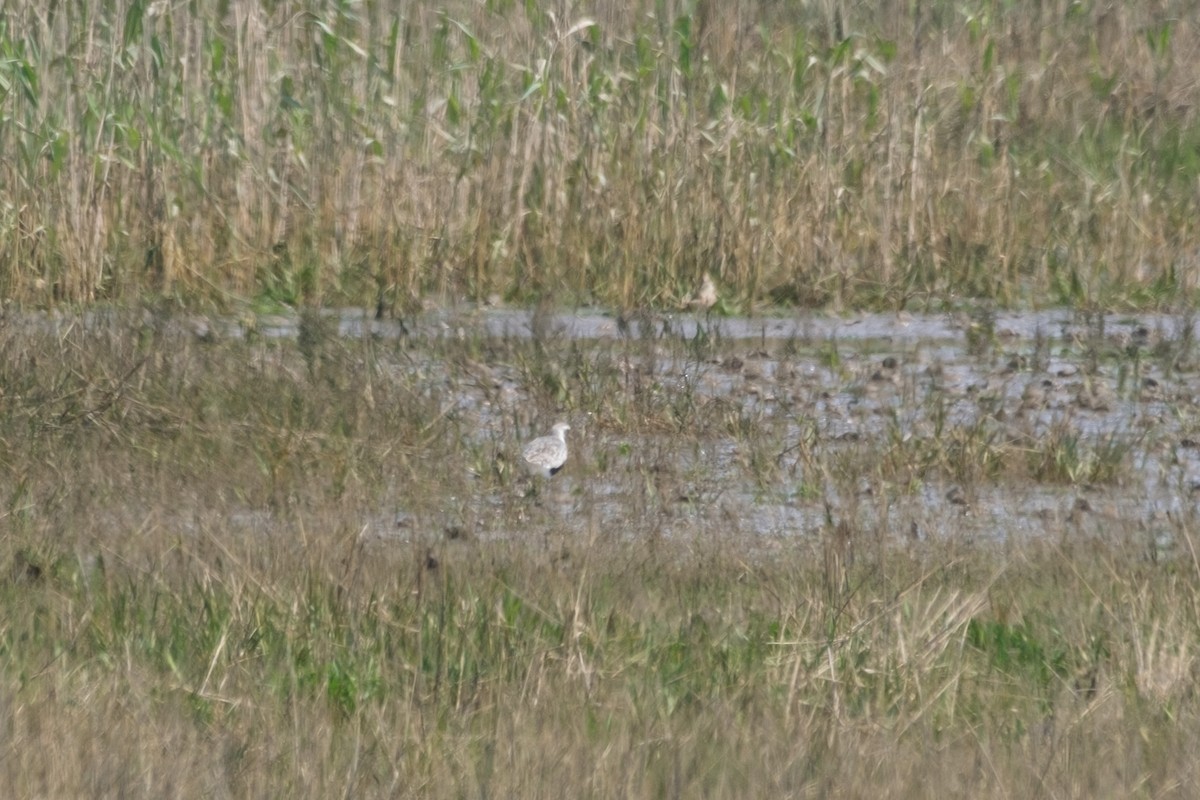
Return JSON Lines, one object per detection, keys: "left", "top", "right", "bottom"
{"left": 521, "top": 422, "right": 571, "bottom": 478}
{"left": 688, "top": 272, "right": 718, "bottom": 312}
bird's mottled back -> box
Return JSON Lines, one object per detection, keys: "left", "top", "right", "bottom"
{"left": 522, "top": 422, "right": 570, "bottom": 478}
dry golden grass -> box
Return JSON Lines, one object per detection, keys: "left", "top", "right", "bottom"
{"left": 1, "top": 1, "right": 1198, "bottom": 309}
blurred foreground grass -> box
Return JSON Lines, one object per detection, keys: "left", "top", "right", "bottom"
{"left": 10, "top": 524, "right": 1200, "bottom": 798}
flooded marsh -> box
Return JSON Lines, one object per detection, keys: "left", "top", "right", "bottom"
{"left": 4, "top": 306, "right": 1200, "bottom": 797}
{"left": 8, "top": 0, "right": 1200, "bottom": 792}
{"left": 291, "top": 305, "right": 1200, "bottom": 556}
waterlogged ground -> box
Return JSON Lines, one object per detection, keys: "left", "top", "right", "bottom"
{"left": 93, "top": 303, "right": 1200, "bottom": 559}
{"left": 10, "top": 304, "right": 1200, "bottom": 798}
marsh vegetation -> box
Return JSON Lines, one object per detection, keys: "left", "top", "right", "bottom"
{"left": 4, "top": 0, "right": 1200, "bottom": 796}
{"left": 1, "top": 0, "right": 1199, "bottom": 309}
{"left": 1, "top": 306, "right": 1199, "bottom": 797}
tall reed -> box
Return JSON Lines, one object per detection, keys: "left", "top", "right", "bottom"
{"left": 1, "top": 1, "right": 1197, "bottom": 309}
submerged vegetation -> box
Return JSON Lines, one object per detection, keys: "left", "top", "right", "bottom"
{"left": 0, "top": 0, "right": 1198, "bottom": 309}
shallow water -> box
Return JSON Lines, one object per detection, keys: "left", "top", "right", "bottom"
{"left": 26, "top": 305, "right": 1200, "bottom": 553}
{"left": 56, "top": 302, "right": 1194, "bottom": 346}
{"left": 335, "top": 306, "right": 1197, "bottom": 554}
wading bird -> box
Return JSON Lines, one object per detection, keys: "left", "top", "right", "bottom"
{"left": 522, "top": 422, "right": 571, "bottom": 478}
{"left": 688, "top": 272, "right": 718, "bottom": 314}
